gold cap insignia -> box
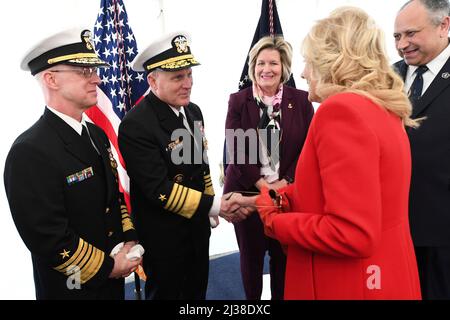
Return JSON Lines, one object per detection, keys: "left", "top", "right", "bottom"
{"left": 173, "top": 35, "right": 189, "bottom": 54}
{"left": 81, "top": 30, "right": 94, "bottom": 50}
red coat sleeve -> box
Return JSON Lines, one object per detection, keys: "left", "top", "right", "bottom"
{"left": 272, "top": 97, "right": 382, "bottom": 258}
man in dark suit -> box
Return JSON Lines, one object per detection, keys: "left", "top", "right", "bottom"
{"left": 394, "top": 0, "right": 450, "bottom": 299}
{"left": 4, "top": 28, "right": 142, "bottom": 299}
{"left": 118, "top": 31, "right": 220, "bottom": 300}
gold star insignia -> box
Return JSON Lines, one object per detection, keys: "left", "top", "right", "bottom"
{"left": 59, "top": 249, "right": 70, "bottom": 260}
{"left": 159, "top": 194, "right": 167, "bottom": 202}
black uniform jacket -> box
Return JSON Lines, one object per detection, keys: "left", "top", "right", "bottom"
{"left": 4, "top": 108, "right": 137, "bottom": 299}
{"left": 394, "top": 56, "right": 450, "bottom": 246}
{"left": 118, "top": 92, "right": 214, "bottom": 261}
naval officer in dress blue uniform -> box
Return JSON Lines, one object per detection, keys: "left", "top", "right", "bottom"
{"left": 4, "top": 27, "right": 142, "bottom": 299}
{"left": 119, "top": 31, "right": 220, "bottom": 300}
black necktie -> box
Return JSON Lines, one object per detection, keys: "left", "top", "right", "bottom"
{"left": 81, "top": 125, "right": 91, "bottom": 144}
{"left": 81, "top": 125, "right": 98, "bottom": 153}
{"left": 409, "top": 65, "right": 428, "bottom": 103}
{"left": 178, "top": 112, "right": 186, "bottom": 128}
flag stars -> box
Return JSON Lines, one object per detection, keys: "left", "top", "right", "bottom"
{"left": 93, "top": 34, "right": 101, "bottom": 46}
{"left": 94, "top": 20, "right": 103, "bottom": 31}
{"left": 97, "top": 6, "right": 105, "bottom": 18}
{"left": 107, "top": 18, "right": 114, "bottom": 30}
{"left": 101, "top": 75, "right": 109, "bottom": 85}
{"left": 136, "top": 73, "right": 145, "bottom": 82}
{"left": 126, "top": 47, "right": 135, "bottom": 56}
{"left": 117, "top": 101, "right": 125, "bottom": 111}
{"left": 119, "top": 87, "right": 127, "bottom": 98}
{"left": 117, "top": 3, "right": 125, "bottom": 15}
{"left": 110, "top": 88, "right": 117, "bottom": 98}
{"left": 107, "top": 4, "right": 115, "bottom": 14}
{"left": 104, "top": 34, "right": 111, "bottom": 45}
{"left": 110, "top": 74, "right": 118, "bottom": 85}
{"left": 111, "top": 60, "right": 118, "bottom": 70}
{"left": 126, "top": 32, "right": 134, "bottom": 43}
{"left": 103, "top": 48, "right": 111, "bottom": 58}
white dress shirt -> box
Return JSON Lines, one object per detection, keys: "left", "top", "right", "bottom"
{"left": 405, "top": 43, "right": 450, "bottom": 96}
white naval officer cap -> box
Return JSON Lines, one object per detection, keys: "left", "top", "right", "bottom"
{"left": 131, "top": 31, "right": 200, "bottom": 73}
{"left": 20, "top": 27, "right": 109, "bottom": 75}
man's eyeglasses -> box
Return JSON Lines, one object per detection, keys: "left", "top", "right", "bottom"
{"left": 50, "top": 67, "right": 98, "bottom": 79}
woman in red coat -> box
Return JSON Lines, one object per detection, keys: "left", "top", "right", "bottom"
{"left": 221, "top": 7, "right": 422, "bottom": 299}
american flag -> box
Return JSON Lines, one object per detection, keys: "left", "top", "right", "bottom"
{"left": 87, "top": 0, "right": 149, "bottom": 209}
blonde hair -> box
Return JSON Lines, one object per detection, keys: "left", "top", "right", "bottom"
{"left": 248, "top": 36, "right": 293, "bottom": 85}
{"left": 302, "top": 6, "right": 419, "bottom": 128}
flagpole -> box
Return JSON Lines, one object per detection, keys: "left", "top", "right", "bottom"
{"left": 158, "top": 0, "right": 166, "bottom": 34}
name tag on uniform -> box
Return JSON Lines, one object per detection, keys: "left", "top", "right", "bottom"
{"left": 66, "top": 167, "right": 94, "bottom": 186}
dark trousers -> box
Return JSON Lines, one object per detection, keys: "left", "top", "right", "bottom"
{"left": 415, "top": 246, "right": 450, "bottom": 300}
{"left": 143, "top": 245, "right": 209, "bottom": 300}
{"left": 234, "top": 212, "right": 286, "bottom": 300}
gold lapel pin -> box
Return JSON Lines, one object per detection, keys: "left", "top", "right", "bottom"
{"left": 288, "top": 103, "right": 294, "bottom": 109}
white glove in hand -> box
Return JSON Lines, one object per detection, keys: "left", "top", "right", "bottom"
{"left": 126, "top": 244, "right": 145, "bottom": 261}
{"left": 109, "top": 242, "right": 124, "bottom": 257}
{"left": 109, "top": 242, "right": 145, "bottom": 261}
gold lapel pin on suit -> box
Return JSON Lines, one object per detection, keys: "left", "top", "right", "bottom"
{"left": 288, "top": 103, "right": 294, "bottom": 109}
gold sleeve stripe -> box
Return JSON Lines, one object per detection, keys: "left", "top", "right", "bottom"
{"left": 167, "top": 185, "right": 183, "bottom": 212}
{"left": 66, "top": 243, "right": 91, "bottom": 276}
{"left": 164, "top": 183, "right": 180, "bottom": 211}
{"left": 122, "top": 217, "right": 135, "bottom": 232}
{"left": 62, "top": 242, "right": 93, "bottom": 276}
{"left": 204, "top": 185, "right": 215, "bottom": 196}
{"left": 122, "top": 213, "right": 130, "bottom": 219}
{"left": 73, "top": 243, "right": 94, "bottom": 275}
{"left": 173, "top": 186, "right": 188, "bottom": 213}
{"left": 178, "top": 189, "right": 202, "bottom": 219}
{"left": 54, "top": 239, "right": 106, "bottom": 284}
{"left": 81, "top": 248, "right": 104, "bottom": 284}
{"left": 79, "top": 246, "right": 99, "bottom": 283}
{"left": 54, "top": 238, "right": 86, "bottom": 272}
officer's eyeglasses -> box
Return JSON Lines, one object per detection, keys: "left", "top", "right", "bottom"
{"left": 50, "top": 67, "right": 98, "bottom": 79}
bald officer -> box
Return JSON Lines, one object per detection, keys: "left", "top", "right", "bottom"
{"left": 4, "top": 28, "right": 142, "bottom": 299}
{"left": 118, "top": 31, "right": 219, "bottom": 300}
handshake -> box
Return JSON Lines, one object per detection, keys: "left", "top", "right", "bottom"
{"left": 218, "top": 192, "right": 258, "bottom": 223}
